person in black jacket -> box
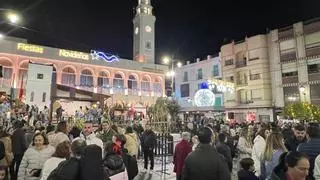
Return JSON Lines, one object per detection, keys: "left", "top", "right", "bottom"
{"left": 182, "top": 127, "right": 231, "bottom": 180}
{"left": 285, "top": 124, "right": 306, "bottom": 152}
{"left": 237, "top": 158, "right": 259, "bottom": 180}
{"left": 141, "top": 124, "right": 156, "bottom": 174}
{"left": 47, "top": 139, "right": 87, "bottom": 180}
{"left": 216, "top": 133, "right": 233, "bottom": 172}
{"left": 10, "top": 121, "right": 27, "bottom": 180}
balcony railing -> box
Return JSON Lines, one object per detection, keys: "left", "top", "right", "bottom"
{"left": 309, "top": 72, "right": 320, "bottom": 81}
{"left": 304, "top": 20, "right": 320, "bottom": 35}
{"left": 236, "top": 80, "right": 248, "bottom": 86}
{"left": 240, "top": 100, "right": 254, "bottom": 104}
{"left": 306, "top": 46, "right": 320, "bottom": 57}
{"left": 282, "top": 76, "right": 299, "bottom": 84}
{"left": 236, "top": 59, "right": 247, "bottom": 68}
{"left": 278, "top": 27, "right": 294, "bottom": 40}
{"left": 280, "top": 52, "right": 296, "bottom": 63}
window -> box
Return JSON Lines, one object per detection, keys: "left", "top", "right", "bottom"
{"left": 225, "top": 59, "right": 234, "bottom": 66}
{"left": 42, "top": 92, "right": 46, "bottom": 102}
{"left": 183, "top": 72, "right": 188, "bottom": 82}
{"left": 212, "top": 65, "right": 219, "bottom": 77}
{"left": 308, "top": 64, "right": 320, "bottom": 73}
{"left": 30, "top": 92, "right": 34, "bottom": 102}
{"left": 250, "top": 73, "right": 261, "bottom": 80}
{"left": 145, "top": 41, "right": 151, "bottom": 49}
{"left": 251, "top": 89, "right": 262, "bottom": 100}
{"left": 282, "top": 71, "right": 298, "bottom": 77}
{"left": 37, "top": 73, "right": 44, "bottom": 79}
{"left": 180, "top": 84, "right": 190, "bottom": 97}
{"left": 197, "top": 69, "right": 203, "bottom": 80}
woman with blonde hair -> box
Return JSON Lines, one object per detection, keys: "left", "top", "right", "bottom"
{"left": 237, "top": 127, "right": 252, "bottom": 160}
{"left": 261, "top": 131, "right": 287, "bottom": 179}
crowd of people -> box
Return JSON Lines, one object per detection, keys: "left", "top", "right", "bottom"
{"left": 173, "top": 121, "right": 320, "bottom": 180}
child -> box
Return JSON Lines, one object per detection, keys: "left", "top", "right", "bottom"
{"left": 238, "top": 158, "right": 259, "bottom": 180}
{"left": 0, "top": 166, "right": 8, "bottom": 180}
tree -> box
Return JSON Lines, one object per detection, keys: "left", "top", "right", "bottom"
{"left": 167, "top": 99, "right": 181, "bottom": 122}
{"left": 282, "top": 102, "right": 320, "bottom": 122}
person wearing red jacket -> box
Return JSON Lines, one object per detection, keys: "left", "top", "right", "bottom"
{"left": 173, "top": 132, "right": 192, "bottom": 180}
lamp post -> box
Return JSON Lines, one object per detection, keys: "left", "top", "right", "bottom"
{"left": 299, "top": 85, "right": 306, "bottom": 102}
{"left": 162, "top": 56, "right": 182, "bottom": 97}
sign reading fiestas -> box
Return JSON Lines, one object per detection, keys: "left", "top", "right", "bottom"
{"left": 17, "top": 43, "right": 44, "bottom": 54}
{"left": 59, "top": 49, "right": 89, "bottom": 60}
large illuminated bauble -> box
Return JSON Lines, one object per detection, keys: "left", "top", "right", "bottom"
{"left": 194, "top": 89, "right": 215, "bottom": 107}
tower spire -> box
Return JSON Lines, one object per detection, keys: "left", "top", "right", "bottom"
{"left": 136, "top": 0, "right": 153, "bottom": 15}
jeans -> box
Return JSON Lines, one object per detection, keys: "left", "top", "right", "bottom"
{"left": 10, "top": 153, "right": 24, "bottom": 180}
{"left": 143, "top": 149, "right": 154, "bottom": 170}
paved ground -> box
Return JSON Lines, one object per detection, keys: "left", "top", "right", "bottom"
{"left": 135, "top": 156, "right": 238, "bottom": 180}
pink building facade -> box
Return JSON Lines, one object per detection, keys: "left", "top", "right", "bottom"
{"left": 0, "top": 38, "right": 167, "bottom": 108}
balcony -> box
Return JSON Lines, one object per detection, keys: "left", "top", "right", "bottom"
{"left": 278, "top": 27, "right": 294, "bottom": 40}
{"left": 240, "top": 100, "right": 254, "bottom": 105}
{"left": 236, "top": 59, "right": 247, "bottom": 68}
{"left": 306, "top": 46, "right": 320, "bottom": 57}
{"left": 280, "top": 52, "right": 296, "bottom": 63}
{"left": 309, "top": 72, "right": 320, "bottom": 81}
{"left": 304, "top": 20, "right": 320, "bottom": 35}
{"left": 237, "top": 80, "right": 248, "bottom": 87}
{"left": 282, "top": 76, "right": 299, "bottom": 84}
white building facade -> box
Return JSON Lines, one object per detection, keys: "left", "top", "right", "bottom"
{"left": 268, "top": 19, "right": 320, "bottom": 107}
{"left": 175, "top": 56, "right": 224, "bottom": 112}
{"left": 25, "top": 63, "right": 53, "bottom": 108}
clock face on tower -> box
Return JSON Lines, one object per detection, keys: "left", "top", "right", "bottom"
{"left": 135, "top": 27, "right": 139, "bottom": 35}
{"left": 145, "top": 25, "right": 152, "bottom": 33}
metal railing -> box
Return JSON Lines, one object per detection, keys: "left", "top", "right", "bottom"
{"left": 282, "top": 76, "right": 299, "bottom": 84}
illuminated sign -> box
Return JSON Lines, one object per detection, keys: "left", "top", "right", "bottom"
{"left": 17, "top": 43, "right": 44, "bottom": 54}
{"left": 59, "top": 49, "right": 89, "bottom": 60}
{"left": 90, "top": 50, "right": 119, "bottom": 63}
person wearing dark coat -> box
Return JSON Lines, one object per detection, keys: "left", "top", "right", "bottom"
{"left": 10, "top": 121, "right": 27, "bottom": 180}
{"left": 181, "top": 127, "right": 231, "bottom": 180}
{"left": 80, "top": 144, "right": 104, "bottom": 180}
{"left": 173, "top": 132, "right": 192, "bottom": 180}
{"left": 141, "top": 124, "right": 156, "bottom": 173}
{"left": 47, "top": 139, "right": 87, "bottom": 180}
{"left": 237, "top": 158, "right": 259, "bottom": 180}
{"left": 285, "top": 124, "right": 306, "bottom": 152}
{"left": 216, "top": 133, "right": 233, "bottom": 172}
{"left": 102, "top": 142, "right": 128, "bottom": 179}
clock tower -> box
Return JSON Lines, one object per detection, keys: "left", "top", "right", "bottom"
{"left": 133, "top": 0, "right": 156, "bottom": 64}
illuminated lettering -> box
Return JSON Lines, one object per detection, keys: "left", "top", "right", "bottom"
{"left": 59, "top": 49, "right": 89, "bottom": 60}
{"left": 17, "top": 43, "right": 44, "bottom": 53}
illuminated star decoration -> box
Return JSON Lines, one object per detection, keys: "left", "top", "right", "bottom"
{"left": 90, "top": 50, "right": 119, "bottom": 63}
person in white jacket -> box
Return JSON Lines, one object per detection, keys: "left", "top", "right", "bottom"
{"left": 40, "top": 141, "right": 70, "bottom": 180}
{"left": 251, "top": 127, "right": 270, "bottom": 177}
{"left": 314, "top": 154, "right": 320, "bottom": 180}
{"left": 76, "top": 121, "right": 104, "bottom": 156}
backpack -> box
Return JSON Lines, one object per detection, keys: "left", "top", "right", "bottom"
{"left": 0, "top": 141, "right": 5, "bottom": 160}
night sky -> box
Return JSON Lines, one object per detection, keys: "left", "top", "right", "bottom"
{"left": 1, "top": 0, "right": 320, "bottom": 64}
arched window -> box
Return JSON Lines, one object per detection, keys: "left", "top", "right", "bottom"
{"left": 141, "top": 76, "right": 151, "bottom": 96}
{"left": 80, "top": 69, "right": 93, "bottom": 86}
{"left": 0, "top": 59, "right": 13, "bottom": 79}
{"left": 98, "top": 71, "right": 109, "bottom": 88}
{"left": 61, "top": 67, "right": 76, "bottom": 86}
{"left": 153, "top": 77, "right": 162, "bottom": 97}
{"left": 113, "top": 73, "right": 124, "bottom": 88}
{"left": 128, "top": 75, "right": 138, "bottom": 89}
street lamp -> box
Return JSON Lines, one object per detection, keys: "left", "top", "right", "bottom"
{"left": 162, "top": 56, "right": 182, "bottom": 97}
{"left": 7, "top": 12, "right": 20, "bottom": 24}
{"left": 0, "top": 9, "right": 21, "bottom": 24}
